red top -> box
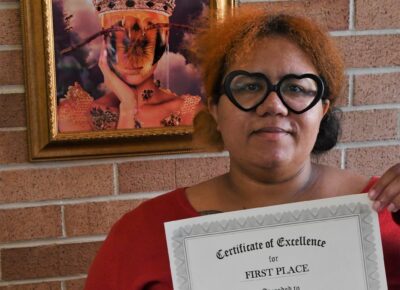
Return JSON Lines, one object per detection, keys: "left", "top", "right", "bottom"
{"left": 85, "top": 180, "right": 400, "bottom": 290}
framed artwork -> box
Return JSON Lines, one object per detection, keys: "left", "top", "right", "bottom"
{"left": 21, "top": 0, "right": 236, "bottom": 161}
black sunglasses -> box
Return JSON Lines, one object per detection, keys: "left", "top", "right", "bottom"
{"left": 223, "top": 70, "right": 326, "bottom": 114}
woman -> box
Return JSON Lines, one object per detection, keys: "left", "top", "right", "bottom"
{"left": 84, "top": 8, "right": 400, "bottom": 289}
{"left": 58, "top": 0, "right": 203, "bottom": 131}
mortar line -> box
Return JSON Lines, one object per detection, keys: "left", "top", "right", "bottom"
{"left": 0, "top": 235, "right": 106, "bottom": 249}
{"left": 0, "top": 274, "right": 87, "bottom": 287}
{"left": 0, "top": 127, "right": 27, "bottom": 132}
{"left": 61, "top": 206, "right": 67, "bottom": 238}
{"left": 0, "top": 151, "right": 229, "bottom": 171}
{"left": 349, "top": 0, "right": 355, "bottom": 30}
{"left": 341, "top": 149, "right": 346, "bottom": 170}
{"left": 0, "top": 45, "right": 22, "bottom": 51}
{"left": 330, "top": 29, "right": 400, "bottom": 36}
{"left": 0, "top": 85, "right": 25, "bottom": 94}
{"left": 339, "top": 104, "right": 400, "bottom": 112}
{"left": 0, "top": 191, "right": 162, "bottom": 210}
{"left": 348, "top": 74, "right": 354, "bottom": 106}
{"left": 112, "top": 163, "right": 119, "bottom": 196}
{"left": 335, "top": 140, "right": 399, "bottom": 150}
{"left": 0, "top": 2, "right": 19, "bottom": 9}
{"left": 345, "top": 67, "right": 400, "bottom": 75}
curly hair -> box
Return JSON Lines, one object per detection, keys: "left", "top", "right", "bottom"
{"left": 191, "top": 7, "right": 345, "bottom": 154}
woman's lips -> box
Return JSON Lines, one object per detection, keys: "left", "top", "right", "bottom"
{"left": 256, "top": 127, "right": 289, "bottom": 133}
{"left": 115, "top": 66, "right": 145, "bottom": 76}
{"left": 252, "top": 127, "right": 291, "bottom": 140}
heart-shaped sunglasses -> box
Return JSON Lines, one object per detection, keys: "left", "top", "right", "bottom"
{"left": 223, "top": 70, "right": 326, "bottom": 114}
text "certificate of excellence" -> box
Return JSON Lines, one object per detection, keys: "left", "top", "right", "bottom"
{"left": 165, "top": 193, "right": 387, "bottom": 290}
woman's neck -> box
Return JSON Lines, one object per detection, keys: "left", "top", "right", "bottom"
{"left": 220, "top": 159, "right": 320, "bottom": 210}
{"left": 134, "top": 76, "right": 177, "bottom": 108}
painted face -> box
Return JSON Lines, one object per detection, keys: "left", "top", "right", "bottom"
{"left": 210, "top": 36, "right": 329, "bottom": 171}
{"left": 101, "top": 10, "right": 169, "bottom": 85}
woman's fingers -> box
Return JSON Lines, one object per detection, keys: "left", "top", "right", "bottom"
{"left": 98, "top": 45, "right": 139, "bottom": 122}
{"left": 99, "top": 50, "right": 118, "bottom": 88}
{"left": 98, "top": 50, "right": 108, "bottom": 72}
{"left": 369, "top": 164, "right": 400, "bottom": 212}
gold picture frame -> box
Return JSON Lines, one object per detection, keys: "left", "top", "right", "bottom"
{"left": 20, "top": 0, "right": 236, "bottom": 161}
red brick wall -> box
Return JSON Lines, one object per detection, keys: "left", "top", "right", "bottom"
{"left": 0, "top": 0, "right": 399, "bottom": 289}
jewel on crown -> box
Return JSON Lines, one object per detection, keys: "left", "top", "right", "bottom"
{"left": 92, "top": 0, "right": 176, "bottom": 16}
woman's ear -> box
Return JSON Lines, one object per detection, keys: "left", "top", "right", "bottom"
{"left": 322, "top": 99, "right": 330, "bottom": 116}
{"left": 208, "top": 99, "right": 219, "bottom": 130}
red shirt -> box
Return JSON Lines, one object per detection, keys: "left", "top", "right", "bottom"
{"left": 85, "top": 182, "right": 400, "bottom": 290}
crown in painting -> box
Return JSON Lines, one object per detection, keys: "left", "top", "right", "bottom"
{"left": 93, "top": 0, "right": 176, "bottom": 16}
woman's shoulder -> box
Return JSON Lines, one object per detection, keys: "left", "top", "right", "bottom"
{"left": 94, "top": 188, "right": 198, "bottom": 269}
{"left": 110, "top": 188, "right": 195, "bottom": 235}
{"left": 58, "top": 85, "right": 119, "bottom": 132}
{"left": 321, "top": 165, "right": 369, "bottom": 181}
{"left": 84, "top": 189, "right": 189, "bottom": 289}
{"left": 151, "top": 91, "right": 203, "bottom": 126}
{"left": 158, "top": 90, "right": 202, "bottom": 110}
{"left": 317, "top": 164, "right": 371, "bottom": 196}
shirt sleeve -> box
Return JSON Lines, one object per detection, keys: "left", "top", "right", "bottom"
{"left": 84, "top": 218, "right": 125, "bottom": 290}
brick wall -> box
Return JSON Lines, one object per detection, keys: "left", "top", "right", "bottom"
{"left": 0, "top": 0, "right": 399, "bottom": 289}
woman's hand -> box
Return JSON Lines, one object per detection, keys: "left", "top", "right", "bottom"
{"left": 369, "top": 163, "right": 400, "bottom": 212}
{"left": 98, "top": 47, "right": 137, "bottom": 129}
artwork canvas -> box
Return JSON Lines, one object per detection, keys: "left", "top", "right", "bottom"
{"left": 20, "top": 0, "right": 236, "bottom": 160}
{"left": 54, "top": 0, "right": 207, "bottom": 132}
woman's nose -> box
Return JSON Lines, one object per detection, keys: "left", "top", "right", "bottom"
{"left": 255, "top": 90, "right": 288, "bottom": 116}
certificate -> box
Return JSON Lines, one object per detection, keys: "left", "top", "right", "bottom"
{"left": 165, "top": 193, "right": 387, "bottom": 290}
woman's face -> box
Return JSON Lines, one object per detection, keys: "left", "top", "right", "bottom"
{"left": 210, "top": 36, "right": 329, "bottom": 172}
{"left": 101, "top": 10, "right": 169, "bottom": 85}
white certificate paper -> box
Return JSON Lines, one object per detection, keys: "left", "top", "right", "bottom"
{"left": 165, "top": 193, "right": 387, "bottom": 290}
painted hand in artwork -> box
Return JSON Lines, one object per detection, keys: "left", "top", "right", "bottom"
{"left": 98, "top": 45, "right": 138, "bottom": 129}
{"left": 369, "top": 163, "right": 400, "bottom": 213}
